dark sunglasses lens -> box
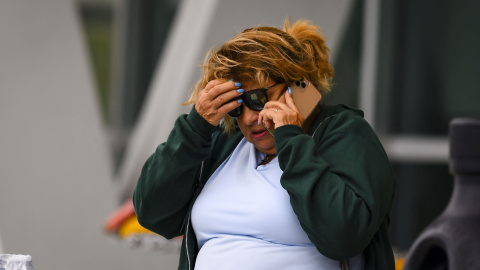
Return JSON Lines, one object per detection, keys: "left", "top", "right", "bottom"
{"left": 227, "top": 89, "right": 268, "bottom": 116}
{"left": 245, "top": 90, "right": 267, "bottom": 111}
{"left": 228, "top": 106, "right": 242, "bottom": 117}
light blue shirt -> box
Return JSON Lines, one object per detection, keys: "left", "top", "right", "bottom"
{"left": 191, "top": 138, "right": 363, "bottom": 269}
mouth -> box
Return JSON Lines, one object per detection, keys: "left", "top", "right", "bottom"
{"left": 251, "top": 129, "right": 269, "bottom": 140}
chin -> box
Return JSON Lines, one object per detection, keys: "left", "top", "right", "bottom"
{"left": 244, "top": 134, "right": 276, "bottom": 154}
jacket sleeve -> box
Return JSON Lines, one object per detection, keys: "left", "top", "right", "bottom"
{"left": 274, "top": 111, "right": 396, "bottom": 260}
{"left": 133, "top": 107, "right": 218, "bottom": 239}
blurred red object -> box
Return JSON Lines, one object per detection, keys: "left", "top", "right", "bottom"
{"left": 104, "top": 199, "right": 135, "bottom": 233}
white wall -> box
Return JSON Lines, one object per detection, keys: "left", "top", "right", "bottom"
{"left": 0, "top": 0, "right": 178, "bottom": 269}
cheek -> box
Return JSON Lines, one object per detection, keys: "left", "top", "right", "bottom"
{"left": 235, "top": 112, "right": 248, "bottom": 129}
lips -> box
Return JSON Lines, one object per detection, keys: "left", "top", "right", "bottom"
{"left": 251, "top": 129, "right": 269, "bottom": 140}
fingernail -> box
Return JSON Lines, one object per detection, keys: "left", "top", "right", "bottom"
{"left": 237, "top": 99, "right": 243, "bottom": 104}
{"left": 235, "top": 82, "right": 242, "bottom": 87}
{"left": 288, "top": 87, "right": 292, "bottom": 94}
{"left": 237, "top": 88, "right": 244, "bottom": 93}
{"left": 258, "top": 119, "right": 261, "bottom": 125}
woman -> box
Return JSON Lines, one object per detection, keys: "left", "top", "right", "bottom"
{"left": 133, "top": 19, "right": 396, "bottom": 270}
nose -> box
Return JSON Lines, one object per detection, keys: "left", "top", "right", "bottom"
{"left": 239, "top": 106, "right": 259, "bottom": 126}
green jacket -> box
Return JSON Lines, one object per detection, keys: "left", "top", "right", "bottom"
{"left": 133, "top": 104, "right": 396, "bottom": 270}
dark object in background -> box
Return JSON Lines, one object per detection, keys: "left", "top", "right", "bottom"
{"left": 403, "top": 118, "right": 480, "bottom": 270}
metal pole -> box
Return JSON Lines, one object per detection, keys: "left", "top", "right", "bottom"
{"left": 359, "top": 0, "right": 381, "bottom": 128}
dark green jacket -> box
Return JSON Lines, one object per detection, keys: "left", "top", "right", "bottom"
{"left": 133, "top": 104, "right": 396, "bottom": 270}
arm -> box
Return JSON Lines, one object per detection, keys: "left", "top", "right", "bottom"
{"left": 274, "top": 111, "right": 396, "bottom": 260}
{"left": 134, "top": 79, "right": 244, "bottom": 239}
{"left": 133, "top": 107, "right": 218, "bottom": 239}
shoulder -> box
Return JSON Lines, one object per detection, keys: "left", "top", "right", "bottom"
{"left": 310, "top": 104, "right": 371, "bottom": 137}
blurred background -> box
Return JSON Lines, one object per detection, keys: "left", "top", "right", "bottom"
{"left": 0, "top": 0, "right": 479, "bottom": 269}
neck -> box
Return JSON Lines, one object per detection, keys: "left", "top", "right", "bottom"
{"left": 257, "top": 153, "right": 277, "bottom": 167}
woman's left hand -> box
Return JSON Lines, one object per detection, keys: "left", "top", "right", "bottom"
{"left": 258, "top": 88, "right": 304, "bottom": 130}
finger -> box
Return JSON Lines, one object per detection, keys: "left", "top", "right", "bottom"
{"left": 206, "top": 80, "right": 242, "bottom": 98}
{"left": 284, "top": 87, "right": 301, "bottom": 113}
{"left": 208, "top": 87, "right": 244, "bottom": 110}
{"left": 258, "top": 109, "right": 274, "bottom": 127}
{"left": 258, "top": 109, "right": 265, "bottom": 126}
{"left": 263, "top": 115, "right": 275, "bottom": 130}
{"left": 200, "top": 80, "right": 239, "bottom": 107}
{"left": 217, "top": 98, "right": 243, "bottom": 115}
{"left": 261, "top": 102, "right": 303, "bottom": 129}
{"left": 263, "top": 100, "right": 290, "bottom": 112}
{"left": 203, "top": 79, "right": 227, "bottom": 94}
{"left": 259, "top": 108, "right": 275, "bottom": 122}
{"left": 199, "top": 80, "right": 242, "bottom": 113}
{"left": 258, "top": 109, "right": 271, "bottom": 127}
{"left": 263, "top": 119, "right": 274, "bottom": 129}
{"left": 196, "top": 98, "right": 241, "bottom": 126}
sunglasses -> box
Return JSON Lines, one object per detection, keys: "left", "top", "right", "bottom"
{"left": 228, "top": 83, "right": 284, "bottom": 117}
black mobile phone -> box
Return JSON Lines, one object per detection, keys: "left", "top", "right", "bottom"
{"left": 290, "top": 78, "right": 322, "bottom": 119}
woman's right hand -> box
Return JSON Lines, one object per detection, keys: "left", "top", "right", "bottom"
{"left": 195, "top": 79, "right": 244, "bottom": 126}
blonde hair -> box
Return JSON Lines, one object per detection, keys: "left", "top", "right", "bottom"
{"left": 185, "top": 18, "right": 334, "bottom": 133}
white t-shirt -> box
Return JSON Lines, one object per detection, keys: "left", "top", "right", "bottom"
{"left": 191, "top": 138, "right": 363, "bottom": 269}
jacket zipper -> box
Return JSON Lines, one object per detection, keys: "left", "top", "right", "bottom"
{"left": 185, "top": 215, "right": 191, "bottom": 270}
{"left": 186, "top": 160, "right": 205, "bottom": 270}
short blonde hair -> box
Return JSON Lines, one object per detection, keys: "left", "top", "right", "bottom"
{"left": 185, "top": 19, "right": 334, "bottom": 133}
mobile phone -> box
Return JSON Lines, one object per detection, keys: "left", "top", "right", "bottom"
{"left": 290, "top": 78, "right": 322, "bottom": 119}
